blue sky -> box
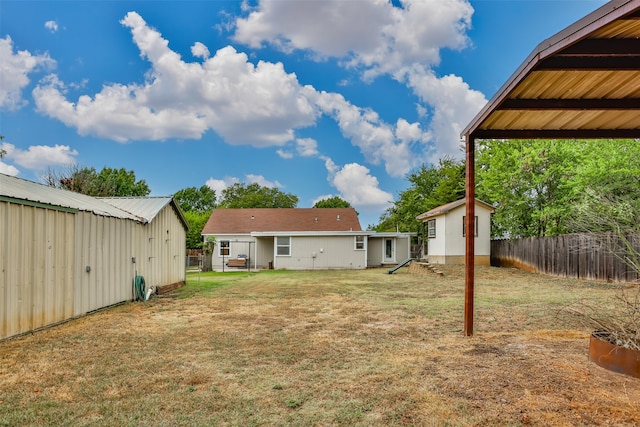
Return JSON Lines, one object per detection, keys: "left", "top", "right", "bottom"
{"left": 1, "top": 0, "right": 606, "bottom": 227}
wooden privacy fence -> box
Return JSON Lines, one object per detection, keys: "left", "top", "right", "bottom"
{"left": 491, "top": 233, "right": 640, "bottom": 283}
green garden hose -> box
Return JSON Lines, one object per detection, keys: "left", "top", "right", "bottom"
{"left": 134, "top": 275, "right": 146, "bottom": 301}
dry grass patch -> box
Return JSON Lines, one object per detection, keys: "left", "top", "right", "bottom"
{"left": 1, "top": 266, "right": 639, "bottom": 426}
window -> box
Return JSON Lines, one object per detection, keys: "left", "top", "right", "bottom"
{"left": 355, "top": 235, "right": 365, "bottom": 250}
{"left": 462, "top": 216, "right": 479, "bottom": 237}
{"left": 219, "top": 240, "right": 230, "bottom": 256}
{"left": 276, "top": 236, "right": 290, "bottom": 256}
{"left": 427, "top": 219, "right": 436, "bottom": 238}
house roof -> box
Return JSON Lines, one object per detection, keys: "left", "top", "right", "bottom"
{"left": 416, "top": 198, "right": 495, "bottom": 221}
{"left": 99, "top": 197, "right": 189, "bottom": 230}
{"left": 462, "top": 0, "right": 640, "bottom": 140}
{"left": 202, "top": 208, "right": 363, "bottom": 235}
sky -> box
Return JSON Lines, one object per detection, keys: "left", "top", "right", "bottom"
{"left": 0, "top": 0, "right": 607, "bottom": 228}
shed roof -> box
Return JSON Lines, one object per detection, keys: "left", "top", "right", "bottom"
{"left": 0, "top": 174, "right": 187, "bottom": 228}
{"left": 100, "top": 197, "right": 189, "bottom": 230}
{"left": 0, "top": 173, "right": 142, "bottom": 221}
{"left": 202, "top": 208, "right": 363, "bottom": 235}
{"left": 416, "top": 198, "right": 495, "bottom": 221}
{"left": 462, "top": 0, "right": 640, "bottom": 140}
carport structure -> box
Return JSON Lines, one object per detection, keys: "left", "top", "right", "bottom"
{"left": 461, "top": 0, "right": 640, "bottom": 335}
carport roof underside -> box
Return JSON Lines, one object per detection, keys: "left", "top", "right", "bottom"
{"left": 462, "top": 0, "right": 640, "bottom": 141}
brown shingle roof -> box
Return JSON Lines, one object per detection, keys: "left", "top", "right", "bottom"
{"left": 202, "top": 208, "right": 363, "bottom": 234}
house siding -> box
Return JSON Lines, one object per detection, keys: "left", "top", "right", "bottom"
{"left": 255, "top": 236, "right": 274, "bottom": 269}
{"left": 210, "top": 234, "right": 256, "bottom": 270}
{"left": 426, "top": 203, "right": 492, "bottom": 265}
{"left": 367, "top": 235, "right": 412, "bottom": 267}
{"left": 275, "top": 235, "right": 366, "bottom": 270}
{"left": 395, "top": 236, "right": 411, "bottom": 261}
{"left": 367, "top": 238, "right": 382, "bottom": 266}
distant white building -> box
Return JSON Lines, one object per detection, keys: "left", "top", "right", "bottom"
{"left": 417, "top": 198, "right": 494, "bottom": 265}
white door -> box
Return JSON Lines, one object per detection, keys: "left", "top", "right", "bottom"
{"left": 383, "top": 238, "right": 395, "bottom": 263}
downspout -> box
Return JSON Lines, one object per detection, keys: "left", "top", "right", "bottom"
{"left": 464, "top": 135, "right": 476, "bottom": 336}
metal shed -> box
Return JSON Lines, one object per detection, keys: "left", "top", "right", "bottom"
{"left": 461, "top": 0, "right": 640, "bottom": 335}
{"left": 0, "top": 174, "right": 188, "bottom": 340}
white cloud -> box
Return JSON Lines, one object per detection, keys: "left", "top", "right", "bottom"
{"left": 312, "top": 90, "right": 426, "bottom": 177}
{"left": 295, "top": 138, "right": 318, "bottom": 157}
{"left": 205, "top": 174, "right": 283, "bottom": 200}
{"left": 44, "top": 20, "right": 59, "bottom": 33}
{"left": 233, "top": 0, "right": 473, "bottom": 78}
{"left": 276, "top": 149, "right": 293, "bottom": 159}
{"left": 191, "top": 41, "right": 210, "bottom": 59}
{"left": 312, "top": 194, "right": 336, "bottom": 206}
{"left": 232, "top": 0, "right": 483, "bottom": 162}
{"left": 234, "top": 0, "right": 392, "bottom": 58}
{"left": 401, "top": 68, "right": 486, "bottom": 161}
{"left": 246, "top": 174, "right": 282, "bottom": 188}
{"left": 331, "top": 163, "right": 393, "bottom": 213}
{"left": 33, "top": 12, "right": 318, "bottom": 145}
{"left": 205, "top": 176, "right": 238, "bottom": 201}
{"left": 0, "top": 141, "right": 78, "bottom": 171}
{"left": 0, "top": 35, "right": 54, "bottom": 110}
{"left": 0, "top": 161, "right": 19, "bottom": 176}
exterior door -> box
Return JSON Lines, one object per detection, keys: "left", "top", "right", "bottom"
{"left": 383, "top": 238, "right": 395, "bottom": 263}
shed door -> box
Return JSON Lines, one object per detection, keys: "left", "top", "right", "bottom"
{"left": 384, "top": 238, "right": 395, "bottom": 263}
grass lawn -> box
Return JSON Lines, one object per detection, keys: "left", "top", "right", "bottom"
{"left": 1, "top": 265, "right": 639, "bottom": 426}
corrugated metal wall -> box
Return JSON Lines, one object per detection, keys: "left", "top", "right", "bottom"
{"left": 73, "top": 212, "right": 134, "bottom": 316}
{"left": 1, "top": 200, "right": 186, "bottom": 341}
{"left": 1, "top": 202, "right": 76, "bottom": 339}
{"left": 133, "top": 206, "right": 186, "bottom": 290}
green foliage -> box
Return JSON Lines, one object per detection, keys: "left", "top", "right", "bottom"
{"left": 174, "top": 186, "right": 216, "bottom": 249}
{"left": 476, "top": 139, "right": 640, "bottom": 238}
{"left": 184, "top": 210, "right": 211, "bottom": 249}
{"left": 0, "top": 135, "right": 5, "bottom": 159}
{"left": 313, "top": 196, "right": 351, "bottom": 208}
{"left": 218, "top": 182, "right": 298, "bottom": 208}
{"left": 203, "top": 236, "right": 216, "bottom": 254}
{"left": 375, "top": 156, "right": 465, "bottom": 232}
{"left": 44, "top": 165, "right": 150, "bottom": 197}
{"left": 476, "top": 139, "right": 578, "bottom": 237}
{"left": 174, "top": 185, "right": 216, "bottom": 213}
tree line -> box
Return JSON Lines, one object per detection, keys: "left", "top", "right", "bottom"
{"left": 40, "top": 138, "right": 639, "bottom": 248}
{"left": 375, "top": 139, "right": 640, "bottom": 240}
{"left": 42, "top": 166, "right": 351, "bottom": 249}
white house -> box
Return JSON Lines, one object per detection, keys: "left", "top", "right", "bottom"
{"left": 0, "top": 173, "right": 188, "bottom": 340}
{"left": 201, "top": 208, "right": 415, "bottom": 270}
{"left": 416, "top": 198, "right": 494, "bottom": 265}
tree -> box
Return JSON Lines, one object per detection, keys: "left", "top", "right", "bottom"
{"left": 476, "top": 139, "right": 579, "bottom": 238}
{"left": 184, "top": 210, "right": 211, "bottom": 249}
{"left": 43, "top": 165, "right": 150, "bottom": 197}
{"left": 313, "top": 196, "right": 351, "bottom": 208}
{"left": 174, "top": 185, "right": 216, "bottom": 213}
{"left": 174, "top": 185, "right": 217, "bottom": 250}
{"left": 218, "top": 182, "right": 298, "bottom": 208}
{"left": 375, "top": 156, "right": 465, "bottom": 232}
{"left": 475, "top": 138, "right": 640, "bottom": 238}
{"left": 0, "top": 135, "right": 6, "bottom": 159}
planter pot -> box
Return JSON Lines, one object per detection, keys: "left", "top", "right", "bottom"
{"left": 589, "top": 332, "right": 640, "bottom": 379}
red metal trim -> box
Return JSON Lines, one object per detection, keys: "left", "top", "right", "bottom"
{"left": 464, "top": 136, "right": 475, "bottom": 336}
